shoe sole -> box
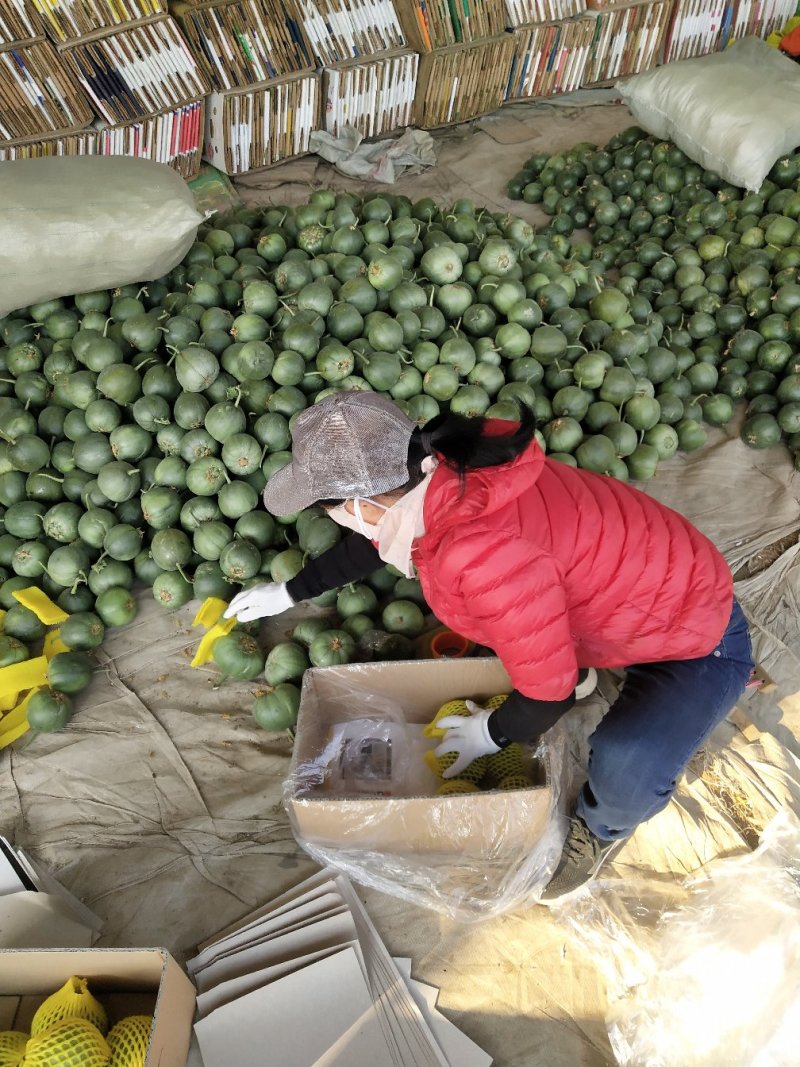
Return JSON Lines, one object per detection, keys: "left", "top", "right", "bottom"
{"left": 539, "top": 838, "right": 626, "bottom": 906}
{"left": 574, "top": 667, "right": 598, "bottom": 701}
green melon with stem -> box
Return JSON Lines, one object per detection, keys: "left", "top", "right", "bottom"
{"left": 252, "top": 684, "right": 301, "bottom": 730}
{"left": 212, "top": 631, "right": 264, "bottom": 680}
{"left": 219, "top": 538, "right": 262, "bottom": 582}
{"left": 27, "top": 687, "right": 74, "bottom": 732}
{"left": 309, "top": 629, "right": 356, "bottom": 667}
{"left": 0, "top": 634, "right": 29, "bottom": 667}
{"left": 150, "top": 529, "right": 192, "bottom": 573}
{"left": 96, "top": 586, "right": 138, "bottom": 627}
{"left": 153, "top": 571, "right": 193, "bottom": 610}
{"left": 47, "top": 651, "right": 94, "bottom": 694}
{"left": 59, "top": 612, "right": 105, "bottom": 652}
{"left": 264, "top": 642, "right": 309, "bottom": 685}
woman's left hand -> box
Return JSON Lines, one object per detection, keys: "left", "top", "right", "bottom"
{"left": 434, "top": 700, "right": 502, "bottom": 778}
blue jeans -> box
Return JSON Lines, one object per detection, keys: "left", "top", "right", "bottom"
{"left": 576, "top": 599, "right": 754, "bottom": 841}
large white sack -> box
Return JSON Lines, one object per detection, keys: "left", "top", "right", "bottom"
{"left": 617, "top": 37, "right": 800, "bottom": 192}
{"left": 0, "top": 156, "right": 202, "bottom": 317}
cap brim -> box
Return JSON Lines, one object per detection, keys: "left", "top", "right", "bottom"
{"left": 262, "top": 461, "right": 317, "bottom": 517}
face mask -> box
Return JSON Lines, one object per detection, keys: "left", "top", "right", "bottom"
{"left": 327, "top": 458, "right": 438, "bottom": 577}
{"left": 328, "top": 498, "right": 388, "bottom": 541}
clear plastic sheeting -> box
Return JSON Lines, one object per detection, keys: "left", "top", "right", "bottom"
{"left": 556, "top": 810, "right": 800, "bottom": 1067}
{"left": 285, "top": 659, "right": 569, "bottom": 922}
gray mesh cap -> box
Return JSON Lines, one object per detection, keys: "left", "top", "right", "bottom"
{"left": 262, "top": 392, "right": 417, "bottom": 517}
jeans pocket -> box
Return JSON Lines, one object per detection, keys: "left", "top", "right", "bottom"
{"left": 719, "top": 601, "right": 755, "bottom": 671}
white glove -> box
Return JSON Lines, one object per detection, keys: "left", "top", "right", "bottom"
{"left": 434, "top": 700, "right": 501, "bottom": 779}
{"left": 224, "top": 582, "right": 294, "bottom": 622}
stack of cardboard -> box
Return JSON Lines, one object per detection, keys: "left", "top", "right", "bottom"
{"left": 412, "top": 33, "right": 514, "bottom": 127}
{"left": 323, "top": 48, "right": 418, "bottom": 140}
{"left": 663, "top": 0, "right": 730, "bottom": 59}
{"left": 0, "top": 836, "right": 102, "bottom": 949}
{"left": 382, "top": 0, "right": 508, "bottom": 128}
{"left": 506, "top": 15, "right": 594, "bottom": 99}
{"left": 664, "top": 0, "right": 791, "bottom": 62}
{"left": 0, "top": 0, "right": 94, "bottom": 158}
{"left": 0, "top": 0, "right": 207, "bottom": 176}
{"left": 189, "top": 869, "right": 493, "bottom": 1067}
{"left": 0, "top": 0, "right": 41, "bottom": 43}
{"left": 168, "top": 0, "right": 319, "bottom": 173}
{"left": 301, "top": 0, "right": 417, "bottom": 142}
{"left": 583, "top": 0, "right": 672, "bottom": 85}
{"left": 727, "top": 0, "right": 797, "bottom": 42}
{"left": 504, "top": 0, "right": 586, "bottom": 26}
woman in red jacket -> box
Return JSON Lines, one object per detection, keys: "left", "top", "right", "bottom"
{"left": 226, "top": 392, "right": 754, "bottom": 902}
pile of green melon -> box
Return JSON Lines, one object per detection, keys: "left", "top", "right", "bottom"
{"left": 3, "top": 128, "right": 797, "bottom": 736}
{"left": 506, "top": 128, "right": 800, "bottom": 470}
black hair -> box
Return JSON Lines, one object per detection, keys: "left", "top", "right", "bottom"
{"left": 408, "top": 402, "right": 536, "bottom": 486}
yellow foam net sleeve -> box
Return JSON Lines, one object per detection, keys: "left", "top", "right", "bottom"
{"left": 0, "top": 690, "right": 41, "bottom": 750}
{"left": 43, "top": 630, "right": 70, "bottom": 659}
{"left": 0, "top": 657, "right": 49, "bottom": 701}
{"left": 31, "top": 977, "right": 109, "bottom": 1037}
{"left": 107, "top": 1016, "right": 153, "bottom": 1067}
{"left": 0, "top": 626, "right": 71, "bottom": 745}
{"left": 22, "top": 1018, "right": 109, "bottom": 1067}
{"left": 11, "top": 587, "right": 69, "bottom": 626}
{"left": 190, "top": 598, "right": 236, "bottom": 668}
{"left": 0, "top": 1030, "right": 28, "bottom": 1067}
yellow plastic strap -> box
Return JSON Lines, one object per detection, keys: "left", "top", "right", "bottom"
{"left": 0, "top": 656, "right": 49, "bottom": 699}
{"left": 44, "top": 630, "right": 70, "bottom": 659}
{"left": 190, "top": 618, "right": 237, "bottom": 668}
{"left": 0, "top": 688, "right": 39, "bottom": 748}
{"left": 0, "top": 691, "right": 20, "bottom": 713}
{"left": 11, "top": 587, "right": 69, "bottom": 625}
{"left": 192, "top": 597, "right": 229, "bottom": 629}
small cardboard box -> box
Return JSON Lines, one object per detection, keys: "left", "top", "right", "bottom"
{"left": 0, "top": 948, "right": 196, "bottom": 1066}
{"left": 288, "top": 658, "right": 553, "bottom": 858}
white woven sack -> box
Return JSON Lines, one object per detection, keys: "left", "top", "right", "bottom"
{"left": 617, "top": 37, "right": 800, "bottom": 192}
{"left": 0, "top": 155, "right": 202, "bottom": 317}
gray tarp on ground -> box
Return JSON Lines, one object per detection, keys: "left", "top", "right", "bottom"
{"left": 2, "top": 101, "right": 800, "bottom": 1067}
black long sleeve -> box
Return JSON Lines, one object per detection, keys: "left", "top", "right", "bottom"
{"left": 286, "top": 533, "right": 382, "bottom": 602}
{"left": 487, "top": 688, "right": 576, "bottom": 746}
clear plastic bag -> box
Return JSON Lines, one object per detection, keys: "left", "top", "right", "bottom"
{"left": 284, "top": 659, "right": 568, "bottom": 922}
{"left": 556, "top": 810, "right": 800, "bottom": 1066}
{"left": 188, "top": 164, "right": 243, "bottom": 218}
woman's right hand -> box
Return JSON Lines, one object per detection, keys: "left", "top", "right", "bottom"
{"left": 224, "top": 583, "right": 294, "bottom": 622}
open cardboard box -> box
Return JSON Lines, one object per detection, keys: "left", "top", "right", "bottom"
{"left": 288, "top": 658, "right": 553, "bottom": 857}
{"left": 0, "top": 948, "right": 195, "bottom": 1066}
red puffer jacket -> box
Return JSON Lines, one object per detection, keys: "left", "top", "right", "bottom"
{"left": 414, "top": 427, "right": 733, "bottom": 701}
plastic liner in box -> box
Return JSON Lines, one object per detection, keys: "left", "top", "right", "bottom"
{"left": 554, "top": 809, "right": 800, "bottom": 1067}
{"left": 284, "top": 661, "right": 568, "bottom": 922}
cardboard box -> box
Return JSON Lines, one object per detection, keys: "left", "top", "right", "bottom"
{"left": 413, "top": 35, "right": 516, "bottom": 128}
{"left": 288, "top": 658, "right": 553, "bottom": 857}
{"left": 0, "top": 948, "right": 196, "bottom": 1066}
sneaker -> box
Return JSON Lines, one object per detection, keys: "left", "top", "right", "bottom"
{"left": 575, "top": 668, "right": 598, "bottom": 701}
{"left": 540, "top": 817, "right": 623, "bottom": 904}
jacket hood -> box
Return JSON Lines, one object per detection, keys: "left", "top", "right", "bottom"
{"left": 421, "top": 425, "right": 546, "bottom": 542}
